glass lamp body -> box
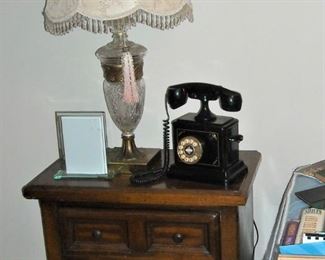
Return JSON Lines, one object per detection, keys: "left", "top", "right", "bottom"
{"left": 103, "top": 78, "right": 145, "bottom": 137}
{"left": 96, "top": 31, "right": 156, "bottom": 163}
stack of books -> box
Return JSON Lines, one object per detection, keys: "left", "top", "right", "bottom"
{"left": 278, "top": 157, "right": 325, "bottom": 260}
{"left": 278, "top": 160, "right": 325, "bottom": 260}
{"left": 278, "top": 208, "right": 325, "bottom": 259}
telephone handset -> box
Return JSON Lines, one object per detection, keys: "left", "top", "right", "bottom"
{"left": 167, "top": 82, "right": 242, "bottom": 120}
{"left": 130, "top": 82, "right": 247, "bottom": 185}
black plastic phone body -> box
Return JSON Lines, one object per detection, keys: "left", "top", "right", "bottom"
{"left": 166, "top": 82, "right": 247, "bottom": 184}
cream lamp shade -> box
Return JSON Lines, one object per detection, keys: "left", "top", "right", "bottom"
{"left": 44, "top": 0, "right": 193, "bottom": 35}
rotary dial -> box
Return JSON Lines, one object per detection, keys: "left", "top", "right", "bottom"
{"left": 177, "top": 136, "right": 203, "bottom": 165}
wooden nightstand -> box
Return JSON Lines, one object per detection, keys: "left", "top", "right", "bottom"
{"left": 22, "top": 150, "right": 261, "bottom": 260}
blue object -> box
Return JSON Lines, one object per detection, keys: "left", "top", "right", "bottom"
{"left": 279, "top": 242, "right": 325, "bottom": 255}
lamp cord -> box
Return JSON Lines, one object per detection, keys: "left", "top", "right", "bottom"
{"left": 252, "top": 219, "right": 259, "bottom": 260}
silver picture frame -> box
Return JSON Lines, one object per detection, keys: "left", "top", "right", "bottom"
{"left": 54, "top": 111, "right": 115, "bottom": 179}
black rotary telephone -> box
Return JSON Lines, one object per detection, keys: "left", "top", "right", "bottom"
{"left": 130, "top": 82, "right": 247, "bottom": 185}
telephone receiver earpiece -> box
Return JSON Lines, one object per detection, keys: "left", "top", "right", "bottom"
{"left": 166, "top": 82, "right": 242, "bottom": 122}
{"left": 219, "top": 90, "right": 242, "bottom": 112}
{"left": 166, "top": 86, "right": 188, "bottom": 109}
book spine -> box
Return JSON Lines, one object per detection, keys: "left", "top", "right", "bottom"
{"left": 282, "top": 220, "right": 300, "bottom": 245}
{"left": 294, "top": 208, "right": 325, "bottom": 244}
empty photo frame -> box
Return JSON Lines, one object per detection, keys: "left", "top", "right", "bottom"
{"left": 54, "top": 111, "right": 111, "bottom": 179}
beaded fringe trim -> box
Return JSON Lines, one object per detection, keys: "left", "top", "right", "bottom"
{"left": 44, "top": 5, "right": 193, "bottom": 35}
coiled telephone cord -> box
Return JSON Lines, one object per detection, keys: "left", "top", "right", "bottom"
{"left": 129, "top": 94, "right": 170, "bottom": 185}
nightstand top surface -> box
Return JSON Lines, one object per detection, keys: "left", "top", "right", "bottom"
{"left": 23, "top": 150, "right": 261, "bottom": 208}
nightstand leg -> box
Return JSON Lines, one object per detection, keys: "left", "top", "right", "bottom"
{"left": 220, "top": 207, "right": 239, "bottom": 260}
{"left": 39, "top": 201, "right": 63, "bottom": 260}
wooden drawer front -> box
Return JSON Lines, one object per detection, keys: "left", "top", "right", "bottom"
{"left": 59, "top": 208, "right": 129, "bottom": 255}
{"left": 146, "top": 212, "right": 220, "bottom": 258}
{"left": 59, "top": 207, "right": 220, "bottom": 259}
{"left": 73, "top": 222, "right": 126, "bottom": 245}
{"left": 150, "top": 224, "right": 205, "bottom": 247}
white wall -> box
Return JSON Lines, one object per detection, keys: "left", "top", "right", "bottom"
{"left": 0, "top": 1, "right": 324, "bottom": 259}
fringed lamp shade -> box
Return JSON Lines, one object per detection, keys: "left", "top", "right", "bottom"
{"left": 44, "top": 0, "right": 193, "bottom": 35}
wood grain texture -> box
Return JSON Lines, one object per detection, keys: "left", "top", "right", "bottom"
{"left": 22, "top": 150, "right": 261, "bottom": 260}
{"left": 23, "top": 151, "right": 261, "bottom": 208}
{"left": 39, "top": 201, "right": 63, "bottom": 260}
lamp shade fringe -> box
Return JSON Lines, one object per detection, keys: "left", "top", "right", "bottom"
{"left": 44, "top": 5, "right": 193, "bottom": 36}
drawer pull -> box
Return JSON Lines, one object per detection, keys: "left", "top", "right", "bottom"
{"left": 92, "top": 229, "right": 102, "bottom": 240}
{"left": 172, "top": 233, "right": 184, "bottom": 244}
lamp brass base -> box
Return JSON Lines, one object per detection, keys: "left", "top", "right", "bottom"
{"left": 106, "top": 133, "right": 161, "bottom": 170}
{"left": 107, "top": 147, "right": 161, "bottom": 167}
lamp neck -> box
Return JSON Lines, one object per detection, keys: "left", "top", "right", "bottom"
{"left": 111, "top": 30, "right": 128, "bottom": 48}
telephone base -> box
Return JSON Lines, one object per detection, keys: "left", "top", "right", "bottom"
{"left": 167, "top": 160, "right": 247, "bottom": 185}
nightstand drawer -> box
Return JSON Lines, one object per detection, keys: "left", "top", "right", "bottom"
{"left": 58, "top": 207, "right": 220, "bottom": 259}
{"left": 146, "top": 212, "right": 220, "bottom": 258}
{"left": 59, "top": 208, "right": 130, "bottom": 255}
{"left": 73, "top": 222, "right": 126, "bottom": 245}
{"left": 150, "top": 224, "right": 205, "bottom": 247}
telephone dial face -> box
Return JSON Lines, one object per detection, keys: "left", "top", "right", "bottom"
{"left": 175, "top": 128, "right": 220, "bottom": 168}
{"left": 177, "top": 135, "right": 203, "bottom": 165}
